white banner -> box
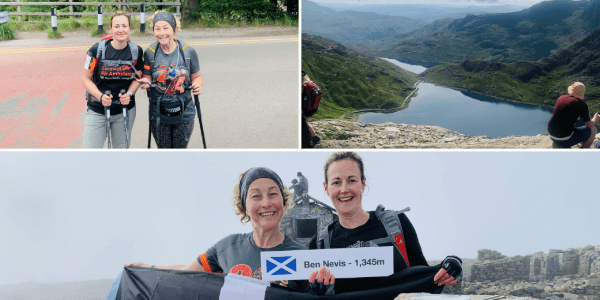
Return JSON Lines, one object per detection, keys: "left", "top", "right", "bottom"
{"left": 260, "top": 247, "right": 393, "bottom": 281}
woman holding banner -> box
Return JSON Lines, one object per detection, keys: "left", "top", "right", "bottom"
{"left": 124, "top": 167, "right": 332, "bottom": 294}
{"left": 309, "top": 151, "right": 463, "bottom": 295}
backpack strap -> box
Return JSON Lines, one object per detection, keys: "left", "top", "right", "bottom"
{"left": 374, "top": 204, "right": 411, "bottom": 268}
{"left": 148, "top": 41, "right": 160, "bottom": 73}
{"left": 91, "top": 40, "right": 108, "bottom": 84}
{"left": 97, "top": 39, "right": 107, "bottom": 60}
{"left": 316, "top": 223, "right": 334, "bottom": 249}
{"left": 129, "top": 42, "right": 139, "bottom": 67}
{"left": 176, "top": 39, "right": 192, "bottom": 71}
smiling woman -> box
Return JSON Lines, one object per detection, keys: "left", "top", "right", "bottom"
{"left": 116, "top": 167, "right": 333, "bottom": 298}
{"left": 136, "top": 10, "right": 204, "bottom": 148}
{"left": 309, "top": 151, "right": 463, "bottom": 295}
{"left": 81, "top": 11, "right": 144, "bottom": 149}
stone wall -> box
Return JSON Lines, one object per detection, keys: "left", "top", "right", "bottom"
{"left": 280, "top": 200, "right": 337, "bottom": 246}
{"left": 471, "top": 246, "right": 600, "bottom": 283}
{"left": 471, "top": 252, "right": 531, "bottom": 282}
{"left": 459, "top": 246, "right": 600, "bottom": 300}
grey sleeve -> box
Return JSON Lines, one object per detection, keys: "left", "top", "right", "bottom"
{"left": 197, "top": 242, "right": 224, "bottom": 273}
{"left": 188, "top": 47, "right": 201, "bottom": 74}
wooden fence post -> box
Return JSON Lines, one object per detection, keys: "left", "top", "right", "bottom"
{"left": 69, "top": 0, "right": 73, "bottom": 19}
{"left": 16, "top": 0, "right": 21, "bottom": 22}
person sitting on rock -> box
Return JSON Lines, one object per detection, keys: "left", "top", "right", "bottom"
{"left": 548, "top": 82, "right": 600, "bottom": 148}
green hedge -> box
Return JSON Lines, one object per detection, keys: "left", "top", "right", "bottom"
{"left": 193, "top": 0, "right": 280, "bottom": 20}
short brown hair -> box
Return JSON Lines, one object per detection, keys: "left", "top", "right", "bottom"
{"left": 323, "top": 151, "right": 365, "bottom": 184}
{"left": 110, "top": 11, "right": 131, "bottom": 29}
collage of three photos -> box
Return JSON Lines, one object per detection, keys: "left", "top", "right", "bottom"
{"left": 0, "top": 0, "right": 599, "bottom": 299}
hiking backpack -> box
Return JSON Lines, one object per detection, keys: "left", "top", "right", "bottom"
{"left": 302, "top": 81, "right": 322, "bottom": 117}
{"left": 316, "top": 204, "right": 411, "bottom": 269}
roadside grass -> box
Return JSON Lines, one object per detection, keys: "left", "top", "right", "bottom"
{"left": 180, "top": 14, "right": 297, "bottom": 29}
{"left": 0, "top": 23, "right": 17, "bottom": 40}
{"left": 6, "top": 13, "right": 297, "bottom": 38}
{"left": 47, "top": 28, "right": 63, "bottom": 39}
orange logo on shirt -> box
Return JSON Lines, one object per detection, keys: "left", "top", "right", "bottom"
{"left": 230, "top": 264, "right": 252, "bottom": 277}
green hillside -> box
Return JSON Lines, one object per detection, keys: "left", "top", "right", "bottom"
{"left": 378, "top": 0, "right": 600, "bottom": 66}
{"left": 421, "top": 26, "right": 600, "bottom": 114}
{"left": 302, "top": 34, "right": 418, "bottom": 120}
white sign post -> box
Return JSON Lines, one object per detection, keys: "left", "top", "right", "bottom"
{"left": 260, "top": 247, "right": 394, "bottom": 281}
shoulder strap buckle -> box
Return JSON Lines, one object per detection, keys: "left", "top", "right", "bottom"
{"left": 374, "top": 204, "right": 411, "bottom": 268}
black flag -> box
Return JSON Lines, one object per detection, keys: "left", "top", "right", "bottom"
{"left": 115, "top": 266, "right": 444, "bottom": 299}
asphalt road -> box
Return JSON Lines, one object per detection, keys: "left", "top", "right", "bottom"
{"left": 0, "top": 28, "right": 299, "bottom": 149}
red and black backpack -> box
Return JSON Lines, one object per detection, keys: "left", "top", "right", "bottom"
{"left": 302, "top": 81, "right": 322, "bottom": 117}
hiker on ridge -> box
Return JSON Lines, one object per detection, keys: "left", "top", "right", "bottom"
{"left": 82, "top": 11, "right": 143, "bottom": 148}
{"left": 302, "top": 70, "right": 322, "bottom": 148}
{"left": 548, "top": 82, "right": 600, "bottom": 148}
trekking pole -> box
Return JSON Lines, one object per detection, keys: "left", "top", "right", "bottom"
{"left": 193, "top": 94, "right": 207, "bottom": 149}
{"left": 104, "top": 90, "right": 112, "bottom": 149}
{"left": 146, "top": 84, "right": 156, "bottom": 149}
{"left": 120, "top": 89, "right": 130, "bottom": 148}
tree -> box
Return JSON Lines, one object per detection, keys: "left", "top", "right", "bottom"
{"left": 287, "top": 0, "right": 298, "bottom": 14}
{"left": 182, "top": 0, "right": 200, "bottom": 20}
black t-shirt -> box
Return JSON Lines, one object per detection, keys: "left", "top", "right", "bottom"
{"left": 84, "top": 42, "right": 144, "bottom": 115}
{"left": 309, "top": 211, "right": 428, "bottom": 294}
{"left": 548, "top": 95, "right": 591, "bottom": 138}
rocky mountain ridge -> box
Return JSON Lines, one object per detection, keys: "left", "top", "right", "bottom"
{"left": 312, "top": 119, "right": 563, "bottom": 149}
{"left": 443, "top": 246, "right": 600, "bottom": 300}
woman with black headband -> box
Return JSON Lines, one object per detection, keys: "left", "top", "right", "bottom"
{"left": 125, "top": 167, "right": 333, "bottom": 293}
{"left": 137, "top": 10, "right": 203, "bottom": 148}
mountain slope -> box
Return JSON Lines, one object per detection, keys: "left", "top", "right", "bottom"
{"left": 302, "top": 34, "right": 417, "bottom": 120}
{"left": 301, "top": 0, "right": 427, "bottom": 47}
{"left": 420, "top": 26, "right": 600, "bottom": 112}
{"left": 378, "top": 0, "right": 600, "bottom": 66}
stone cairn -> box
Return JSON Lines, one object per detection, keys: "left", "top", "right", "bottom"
{"left": 441, "top": 246, "right": 600, "bottom": 300}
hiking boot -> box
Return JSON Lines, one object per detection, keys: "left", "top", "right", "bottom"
{"left": 312, "top": 135, "right": 321, "bottom": 144}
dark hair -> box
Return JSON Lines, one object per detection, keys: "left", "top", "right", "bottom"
{"left": 297, "top": 172, "right": 303, "bottom": 177}
{"left": 324, "top": 152, "right": 365, "bottom": 184}
{"left": 110, "top": 11, "right": 131, "bottom": 28}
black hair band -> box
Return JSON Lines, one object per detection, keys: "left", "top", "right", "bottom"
{"left": 240, "top": 167, "right": 286, "bottom": 210}
{"left": 154, "top": 11, "right": 176, "bottom": 31}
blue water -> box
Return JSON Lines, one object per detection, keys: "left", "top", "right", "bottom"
{"left": 380, "top": 58, "right": 428, "bottom": 74}
{"left": 357, "top": 80, "right": 554, "bottom": 139}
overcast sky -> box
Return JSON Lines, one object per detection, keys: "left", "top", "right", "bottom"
{"left": 313, "top": 0, "right": 548, "bottom": 6}
{"left": 1, "top": 151, "right": 598, "bottom": 285}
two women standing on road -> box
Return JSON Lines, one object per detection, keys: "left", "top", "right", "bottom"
{"left": 82, "top": 11, "right": 144, "bottom": 148}
{"left": 82, "top": 10, "right": 203, "bottom": 149}
{"left": 137, "top": 10, "right": 203, "bottom": 149}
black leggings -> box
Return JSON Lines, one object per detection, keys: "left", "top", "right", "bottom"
{"left": 150, "top": 119, "right": 195, "bottom": 148}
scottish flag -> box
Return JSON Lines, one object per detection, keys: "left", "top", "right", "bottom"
{"left": 266, "top": 256, "right": 297, "bottom": 275}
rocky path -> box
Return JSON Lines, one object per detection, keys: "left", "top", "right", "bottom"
{"left": 311, "top": 119, "right": 600, "bottom": 149}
